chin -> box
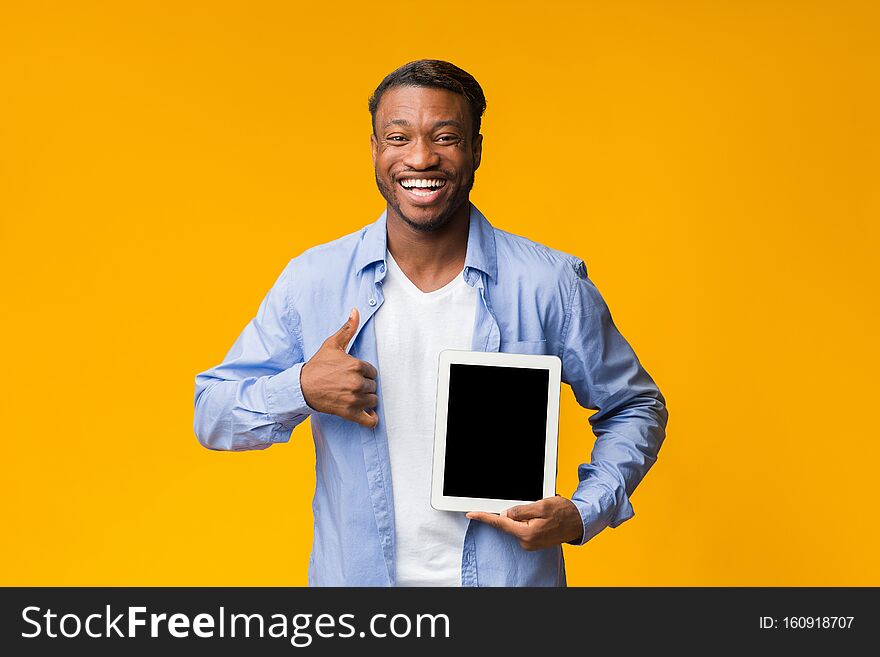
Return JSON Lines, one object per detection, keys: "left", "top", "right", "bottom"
{"left": 400, "top": 210, "right": 451, "bottom": 233}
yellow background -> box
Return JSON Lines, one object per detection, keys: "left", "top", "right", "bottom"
{"left": 2, "top": 1, "right": 877, "bottom": 586}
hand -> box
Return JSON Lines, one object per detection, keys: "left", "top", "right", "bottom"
{"left": 300, "top": 308, "right": 380, "bottom": 428}
{"left": 466, "top": 495, "right": 583, "bottom": 550}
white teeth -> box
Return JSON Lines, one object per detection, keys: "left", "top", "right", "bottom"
{"left": 400, "top": 178, "right": 445, "bottom": 189}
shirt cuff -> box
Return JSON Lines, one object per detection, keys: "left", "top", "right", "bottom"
{"left": 566, "top": 482, "right": 635, "bottom": 546}
{"left": 263, "top": 362, "right": 315, "bottom": 422}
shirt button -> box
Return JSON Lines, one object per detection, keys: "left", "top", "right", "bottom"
{"left": 368, "top": 298, "right": 376, "bottom": 306}
{"left": 379, "top": 264, "right": 386, "bottom": 273}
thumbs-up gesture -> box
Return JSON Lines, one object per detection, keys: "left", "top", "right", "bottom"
{"left": 300, "top": 308, "right": 380, "bottom": 428}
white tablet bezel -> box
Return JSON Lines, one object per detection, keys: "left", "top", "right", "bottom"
{"left": 430, "top": 349, "right": 562, "bottom": 514}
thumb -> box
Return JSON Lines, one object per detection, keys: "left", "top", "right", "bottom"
{"left": 330, "top": 307, "right": 359, "bottom": 349}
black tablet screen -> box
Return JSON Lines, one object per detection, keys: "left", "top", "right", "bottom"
{"left": 442, "top": 363, "right": 549, "bottom": 501}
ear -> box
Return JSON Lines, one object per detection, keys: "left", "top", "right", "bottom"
{"left": 370, "top": 132, "right": 378, "bottom": 168}
{"left": 472, "top": 132, "right": 483, "bottom": 172}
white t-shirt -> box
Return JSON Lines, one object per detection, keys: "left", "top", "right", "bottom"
{"left": 374, "top": 250, "right": 478, "bottom": 586}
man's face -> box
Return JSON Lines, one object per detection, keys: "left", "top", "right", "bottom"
{"left": 370, "top": 85, "right": 482, "bottom": 233}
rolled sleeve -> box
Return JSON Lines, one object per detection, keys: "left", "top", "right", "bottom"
{"left": 567, "top": 470, "right": 636, "bottom": 546}
{"left": 560, "top": 258, "right": 668, "bottom": 545}
{"left": 264, "top": 361, "right": 316, "bottom": 423}
{"left": 194, "top": 260, "right": 314, "bottom": 451}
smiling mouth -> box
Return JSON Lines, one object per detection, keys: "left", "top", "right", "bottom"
{"left": 397, "top": 177, "right": 448, "bottom": 201}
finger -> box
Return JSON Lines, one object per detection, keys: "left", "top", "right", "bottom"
{"left": 353, "top": 393, "right": 378, "bottom": 408}
{"left": 329, "top": 308, "right": 359, "bottom": 350}
{"left": 505, "top": 502, "right": 544, "bottom": 522}
{"left": 358, "top": 407, "right": 379, "bottom": 428}
{"left": 465, "top": 511, "right": 527, "bottom": 537}
{"left": 356, "top": 359, "right": 378, "bottom": 380}
{"left": 358, "top": 377, "right": 378, "bottom": 394}
{"left": 346, "top": 406, "right": 378, "bottom": 428}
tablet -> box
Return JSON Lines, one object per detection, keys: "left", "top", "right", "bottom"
{"left": 431, "top": 349, "right": 562, "bottom": 514}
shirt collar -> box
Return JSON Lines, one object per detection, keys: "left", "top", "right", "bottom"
{"left": 354, "top": 201, "right": 497, "bottom": 281}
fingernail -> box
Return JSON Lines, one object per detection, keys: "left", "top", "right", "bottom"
{"left": 349, "top": 308, "right": 355, "bottom": 319}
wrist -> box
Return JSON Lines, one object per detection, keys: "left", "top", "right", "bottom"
{"left": 299, "top": 360, "right": 314, "bottom": 408}
{"left": 563, "top": 498, "right": 585, "bottom": 544}
{"left": 264, "top": 361, "right": 315, "bottom": 420}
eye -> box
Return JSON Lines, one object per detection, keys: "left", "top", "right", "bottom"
{"left": 437, "top": 134, "right": 462, "bottom": 143}
{"left": 386, "top": 134, "right": 408, "bottom": 142}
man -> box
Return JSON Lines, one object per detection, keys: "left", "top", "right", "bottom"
{"left": 193, "top": 59, "right": 668, "bottom": 586}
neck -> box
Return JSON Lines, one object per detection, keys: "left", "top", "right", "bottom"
{"left": 385, "top": 200, "right": 470, "bottom": 278}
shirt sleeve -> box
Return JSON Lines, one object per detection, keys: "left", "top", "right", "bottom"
{"left": 193, "top": 261, "right": 315, "bottom": 451}
{"left": 560, "top": 259, "right": 668, "bottom": 545}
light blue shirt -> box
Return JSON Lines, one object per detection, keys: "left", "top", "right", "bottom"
{"left": 193, "top": 202, "right": 668, "bottom": 586}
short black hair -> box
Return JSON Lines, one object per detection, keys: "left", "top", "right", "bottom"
{"left": 368, "top": 59, "right": 487, "bottom": 140}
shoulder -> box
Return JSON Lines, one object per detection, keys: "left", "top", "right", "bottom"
{"left": 258, "top": 220, "right": 378, "bottom": 316}
{"left": 286, "top": 225, "right": 368, "bottom": 274}
{"left": 491, "top": 225, "right": 586, "bottom": 287}
{"left": 490, "top": 225, "right": 606, "bottom": 318}
{"left": 275, "top": 221, "right": 377, "bottom": 305}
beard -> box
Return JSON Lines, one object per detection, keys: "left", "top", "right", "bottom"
{"left": 374, "top": 168, "right": 475, "bottom": 234}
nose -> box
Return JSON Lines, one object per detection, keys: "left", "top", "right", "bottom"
{"left": 403, "top": 136, "right": 441, "bottom": 170}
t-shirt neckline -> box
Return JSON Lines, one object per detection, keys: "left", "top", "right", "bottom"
{"left": 385, "top": 251, "right": 466, "bottom": 300}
